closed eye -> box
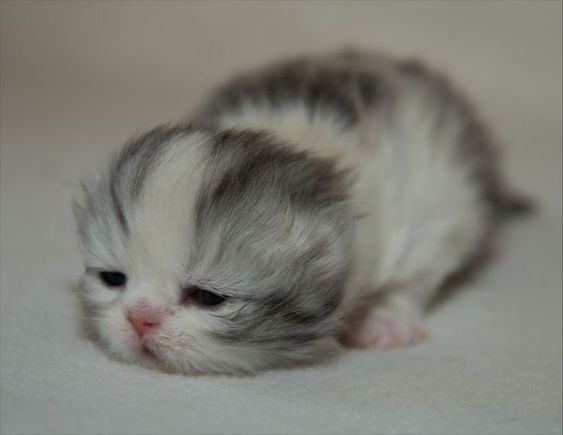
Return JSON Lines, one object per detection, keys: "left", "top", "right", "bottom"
{"left": 181, "top": 286, "right": 227, "bottom": 307}
{"left": 86, "top": 268, "right": 127, "bottom": 288}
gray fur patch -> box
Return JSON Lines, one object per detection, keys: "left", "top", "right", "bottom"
{"left": 193, "top": 129, "right": 353, "bottom": 349}
{"left": 195, "top": 51, "right": 386, "bottom": 129}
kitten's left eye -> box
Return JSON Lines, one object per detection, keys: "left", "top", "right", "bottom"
{"left": 98, "top": 271, "right": 127, "bottom": 288}
{"left": 182, "top": 286, "right": 226, "bottom": 306}
{"left": 198, "top": 290, "right": 226, "bottom": 306}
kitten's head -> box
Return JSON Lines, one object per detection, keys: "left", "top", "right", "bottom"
{"left": 74, "top": 125, "right": 354, "bottom": 374}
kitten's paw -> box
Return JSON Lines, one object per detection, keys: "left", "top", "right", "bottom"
{"left": 341, "top": 297, "right": 429, "bottom": 350}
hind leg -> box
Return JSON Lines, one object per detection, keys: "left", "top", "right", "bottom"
{"left": 340, "top": 228, "right": 499, "bottom": 350}
{"left": 339, "top": 239, "right": 499, "bottom": 350}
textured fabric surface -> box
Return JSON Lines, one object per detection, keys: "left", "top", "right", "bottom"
{"left": 1, "top": 2, "right": 561, "bottom": 434}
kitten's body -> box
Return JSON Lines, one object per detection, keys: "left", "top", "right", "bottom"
{"left": 75, "top": 50, "right": 528, "bottom": 373}
{"left": 195, "top": 50, "right": 515, "bottom": 346}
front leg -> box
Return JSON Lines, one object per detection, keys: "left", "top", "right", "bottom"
{"left": 340, "top": 293, "right": 429, "bottom": 350}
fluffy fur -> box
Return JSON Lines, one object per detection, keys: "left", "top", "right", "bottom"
{"left": 74, "top": 50, "right": 529, "bottom": 374}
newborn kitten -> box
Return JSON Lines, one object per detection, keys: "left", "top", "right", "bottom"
{"left": 74, "top": 50, "right": 530, "bottom": 374}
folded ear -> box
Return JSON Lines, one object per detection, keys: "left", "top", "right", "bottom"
{"left": 72, "top": 197, "right": 84, "bottom": 227}
{"left": 72, "top": 181, "right": 91, "bottom": 233}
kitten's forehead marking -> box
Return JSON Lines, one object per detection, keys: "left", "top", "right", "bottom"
{"left": 108, "top": 126, "right": 211, "bottom": 237}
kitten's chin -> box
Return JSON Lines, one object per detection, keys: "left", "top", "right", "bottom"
{"left": 116, "top": 340, "right": 199, "bottom": 374}
{"left": 128, "top": 343, "right": 251, "bottom": 375}
{"left": 97, "top": 333, "right": 164, "bottom": 372}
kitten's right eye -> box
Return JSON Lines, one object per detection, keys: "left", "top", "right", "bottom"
{"left": 98, "top": 271, "right": 127, "bottom": 288}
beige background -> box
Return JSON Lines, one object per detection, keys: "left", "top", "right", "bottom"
{"left": 1, "top": 2, "right": 561, "bottom": 434}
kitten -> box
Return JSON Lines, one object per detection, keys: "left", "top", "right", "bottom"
{"left": 74, "top": 50, "right": 531, "bottom": 374}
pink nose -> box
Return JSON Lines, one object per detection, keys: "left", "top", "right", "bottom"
{"left": 127, "top": 311, "right": 161, "bottom": 338}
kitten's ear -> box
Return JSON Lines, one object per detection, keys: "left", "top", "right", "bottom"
{"left": 72, "top": 181, "right": 90, "bottom": 229}
{"left": 72, "top": 198, "right": 84, "bottom": 227}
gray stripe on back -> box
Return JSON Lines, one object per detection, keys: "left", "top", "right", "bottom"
{"left": 195, "top": 50, "right": 388, "bottom": 129}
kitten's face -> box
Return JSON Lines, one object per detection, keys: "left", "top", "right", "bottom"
{"left": 75, "top": 126, "right": 353, "bottom": 374}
